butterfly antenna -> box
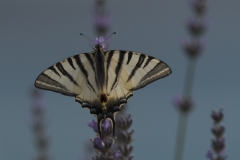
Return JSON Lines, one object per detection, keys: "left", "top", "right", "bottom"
{"left": 104, "top": 32, "right": 116, "bottom": 41}
{"left": 79, "top": 33, "right": 94, "bottom": 43}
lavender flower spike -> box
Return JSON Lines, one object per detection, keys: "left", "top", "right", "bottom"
{"left": 206, "top": 108, "right": 227, "bottom": 160}
{"left": 30, "top": 89, "right": 49, "bottom": 160}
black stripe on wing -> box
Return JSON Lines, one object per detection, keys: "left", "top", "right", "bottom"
{"left": 48, "top": 66, "right": 61, "bottom": 77}
{"left": 55, "top": 62, "right": 79, "bottom": 86}
{"left": 35, "top": 73, "right": 77, "bottom": 96}
{"left": 127, "top": 51, "right": 133, "bottom": 64}
{"left": 85, "top": 53, "right": 99, "bottom": 89}
{"left": 85, "top": 53, "right": 95, "bottom": 72}
{"left": 106, "top": 51, "right": 114, "bottom": 89}
{"left": 133, "top": 61, "right": 172, "bottom": 90}
{"left": 127, "top": 54, "right": 146, "bottom": 82}
{"left": 67, "top": 57, "right": 76, "bottom": 70}
{"left": 143, "top": 55, "right": 154, "bottom": 68}
{"left": 73, "top": 54, "right": 96, "bottom": 94}
{"left": 110, "top": 51, "right": 126, "bottom": 91}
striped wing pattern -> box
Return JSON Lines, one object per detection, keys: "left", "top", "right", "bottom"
{"left": 35, "top": 48, "right": 171, "bottom": 135}
{"left": 107, "top": 50, "right": 171, "bottom": 90}
{"left": 35, "top": 53, "right": 99, "bottom": 105}
{"left": 104, "top": 50, "right": 171, "bottom": 109}
{"left": 35, "top": 50, "right": 171, "bottom": 108}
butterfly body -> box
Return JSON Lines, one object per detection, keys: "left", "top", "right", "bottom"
{"left": 35, "top": 42, "right": 172, "bottom": 136}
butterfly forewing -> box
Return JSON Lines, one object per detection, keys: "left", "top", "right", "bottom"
{"left": 34, "top": 53, "right": 99, "bottom": 102}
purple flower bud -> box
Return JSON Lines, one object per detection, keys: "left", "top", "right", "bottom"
{"left": 189, "top": 0, "right": 207, "bottom": 15}
{"left": 119, "top": 144, "right": 133, "bottom": 157}
{"left": 92, "top": 137, "right": 114, "bottom": 154}
{"left": 101, "top": 118, "right": 113, "bottom": 138}
{"left": 211, "top": 109, "right": 224, "bottom": 124}
{"left": 173, "top": 95, "right": 193, "bottom": 113}
{"left": 32, "top": 91, "right": 45, "bottom": 113}
{"left": 218, "top": 150, "right": 228, "bottom": 160}
{"left": 212, "top": 138, "right": 225, "bottom": 153}
{"left": 92, "top": 14, "right": 111, "bottom": 35}
{"left": 102, "top": 137, "right": 114, "bottom": 150}
{"left": 88, "top": 119, "right": 98, "bottom": 133}
{"left": 93, "top": 137, "right": 105, "bottom": 151}
{"left": 187, "top": 18, "right": 206, "bottom": 36}
{"left": 181, "top": 39, "right": 205, "bottom": 58}
{"left": 206, "top": 150, "right": 214, "bottom": 160}
{"left": 117, "top": 130, "right": 134, "bottom": 144}
{"left": 212, "top": 125, "right": 225, "bottom": 138}
{"left": 114, "top": 150, "right": 123, "bottom": 159}
{"left": 117, "top": 115, "right": 133, "bottom": 130}
{"left": 102, "top": 118, "right": 111, "bottom": 130}
{"left": 36, "top": 134, "right": 48, "bottom": 149}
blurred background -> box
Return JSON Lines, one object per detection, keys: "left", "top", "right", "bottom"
{"left": 1, "top": 0, "right": 240, "bottom": 159}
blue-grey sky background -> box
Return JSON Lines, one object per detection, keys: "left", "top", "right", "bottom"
{"left": 1, "top": 0, "right": 240, "bottom": 159}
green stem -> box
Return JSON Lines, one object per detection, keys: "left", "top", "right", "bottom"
{"left": 173, "top": 58, "right": 196, "bottom": 160}
{"left": 173, "top": 113, "right": 188, "bottom": 160}
{"left": 183, "top": 58, "right": 196, "bottom": 97}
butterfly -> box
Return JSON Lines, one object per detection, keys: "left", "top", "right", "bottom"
{"left": 34, "top": 37, "right": 172, "bottom": 136}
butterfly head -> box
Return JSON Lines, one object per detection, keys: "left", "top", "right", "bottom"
{"left": 93, "top": 37, "right": 106, "bottom": 51}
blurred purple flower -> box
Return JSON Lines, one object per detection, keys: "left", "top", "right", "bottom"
{"left": 92, "top": 14, "right": 111, "bottom": 33}
{"left": 187, "top": 18, "right": 207, "bottom": 36}
{"left": 102, "top": 137, "right": 114, "bottom": 150}
{"left": 93, "top": 137, "right": 105, "bottom": 150}
{"left": 114, "top": 150, "right": 122, "bottom": 158}
{"left": 219, "top": 150, "right": 228, "bottom": 160}
{"left": 212, "top": 125, "right": 225, "bottom": 138}
{"left": 212, "top": 138, "right": 225, "bottom": 153}
{"left": 117, "top": 115, "right": 133, "bottom": 130}
{"left": 115, "top": 114, "right": 134, "bottom": 159}
{"left": 92, "top": 0, "right": 111, "bottom": 36}
{"left": 31, "top": 90, "right": 45, "bottom": 112}
{"left": 117, "top": 130, "right": 134, "bottom": 144}
{"left": 92, "top": 136, "right": 114, "bottom": 154}
{"left": 206, "top": 150, "right": 214, "bottom": 160}
{"left": 88, "top": 119, "right": 98, "bottom": 133}
{"left": 207, "top": 109, "right": 227, "bottom": 160}
{"left": 181, "top": 39, "right": 206, "bottom": 58}
{"left": 30, "top": 89, "right": 49, "bottom": 160}
{"left": 211, "top": 109, "right": 224, "bottom": 123}
{"left": 173, "top": 95, "right": 193, "bottom": 113}
{"left": 189, "top": 0, "right": 207, "bottom": 15}
{"left": 119, "top": 145, "right": 133, "bottom": 158}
